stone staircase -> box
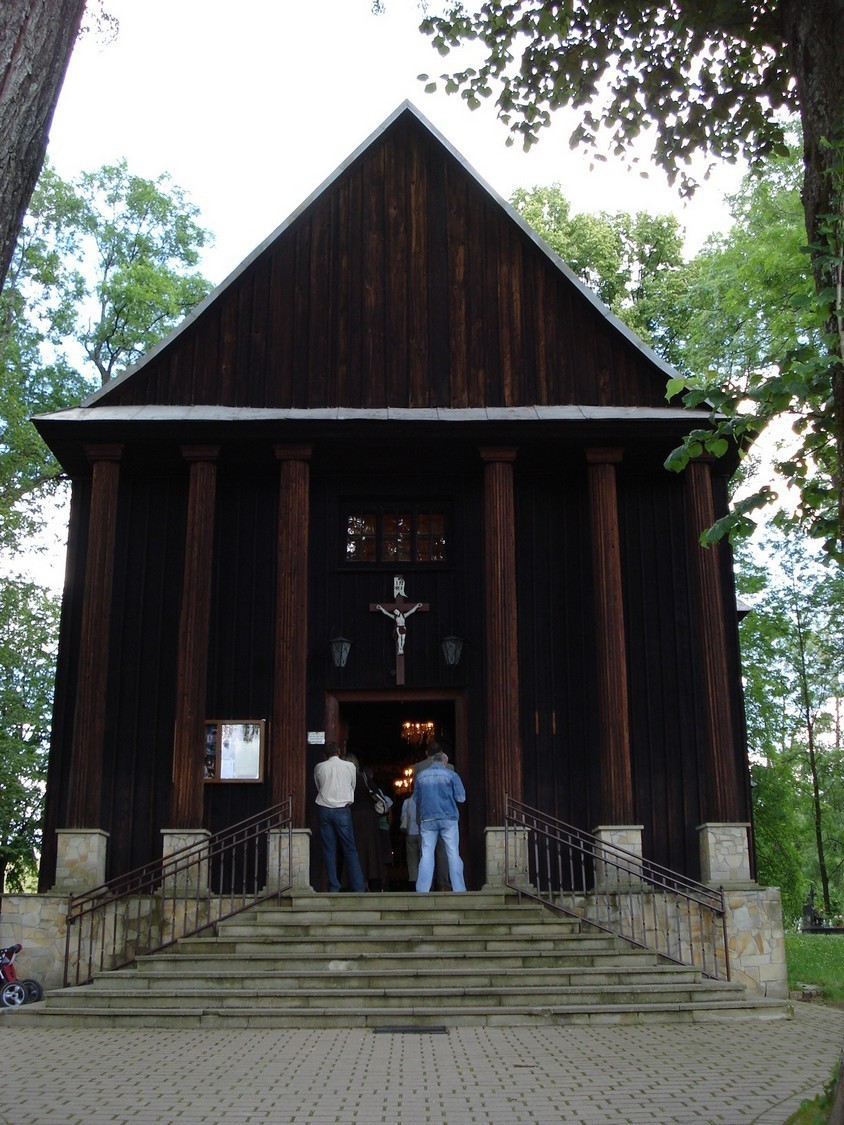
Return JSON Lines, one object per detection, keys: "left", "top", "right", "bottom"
{"left": 6, "top": 891, "right": 791, "bottom": 1028}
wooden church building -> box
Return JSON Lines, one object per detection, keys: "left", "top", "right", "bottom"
{"left": 34, "top": 103, "right": 755, "bottom": 898}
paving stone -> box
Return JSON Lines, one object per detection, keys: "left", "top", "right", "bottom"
{"left": 1, "top": 1003, "right": 842, "bottom": 1124}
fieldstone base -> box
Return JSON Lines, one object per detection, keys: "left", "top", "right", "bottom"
{"left": 484, "top": 826, "right": 530, "bottom": 889}
{"left": 266, "top": 828, "right": 312, "bottom": 891}
{"left": 592, "top": 825, "right": 644, "bottom": 889}
{"left": 722, "top": 883, "right": 788, "bottom": 998}
{"left": 161, "top": 829, "right": 211, "bottom": 893}
{"left": 698, "top": 822, "right": 752, "bottom": 883}
{"left": 53, "top": 829, "right": 109, "bottom": 893}
{"left": 0, "top": 894, "right": 69, "bottom": 991}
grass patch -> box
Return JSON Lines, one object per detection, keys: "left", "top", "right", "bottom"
{"left": 785, "top": 932, "right": 844, "bottom": 1003}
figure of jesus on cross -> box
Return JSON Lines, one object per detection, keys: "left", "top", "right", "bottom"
{"left": 370, "top": 577, "right": 429, "bottom": 685}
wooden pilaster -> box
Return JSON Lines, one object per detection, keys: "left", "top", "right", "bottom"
{"left": 586, "top": 448, "right": 634, "bottom": 825}
{"left": 480, "top": 447, "right": 522, "bottom": 824}
{"left": 66, "top": 445, "right": 123, "bottom": 828}
{"left": 684, "top": 460, "right": 743, "bottom": 822}
{"left": 170, "top": 446, "right": 219, "bottom": 829}
{"left": 272, "top": 445, "right": 312, "bottom": 824}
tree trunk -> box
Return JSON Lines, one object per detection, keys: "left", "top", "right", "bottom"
{"left": 0, "top": 0, "right": 87, "bottom": 293}
{"left": 780, "top": 0, "right": 844, "bottom": 556}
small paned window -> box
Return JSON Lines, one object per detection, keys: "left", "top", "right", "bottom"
{"left": 344, "top": 505, "right": 448, "bottom": 565}
{"left": 346, "top": 513, "right": 377, "bottom": 562}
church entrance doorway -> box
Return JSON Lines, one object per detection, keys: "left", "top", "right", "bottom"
{"left": 324, "top": 690, "right": 469, "bottom": 889}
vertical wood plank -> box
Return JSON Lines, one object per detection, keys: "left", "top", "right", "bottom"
{"left": 66, "top": 445, "right": 122, "bottom": 828}
{"left": 586, "top": 449, "right": 634, "bottom": 825}
{"left": 170, "top": 447, "right": 219, "bottom": 828}
{"left": 272, "top": 446, "right": 312, "bottom": 823}
{"left": 480, "top": 448, "right": 522, "bottom": 823}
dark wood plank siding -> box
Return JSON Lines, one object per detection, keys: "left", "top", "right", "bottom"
{"left": 98, "top": 112, "right": 670, "bottom": 414}
{"left": 516, "top": 464, "right": 600, "bottom": 832}
{"left": 102, "top": 467, "right": 186, "bottom": 875}
{"left": 203, "top": 464, "right": 278, "bottom": 832}
{"left": 619, "top": 465, "right": 751, "bottom": 877}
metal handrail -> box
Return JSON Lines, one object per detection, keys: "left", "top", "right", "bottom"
{"left": 505, "top": 796, "right": 730, "bottom": 981}
{"left": 63, "top": 799, "right": 293, "bottom": 987}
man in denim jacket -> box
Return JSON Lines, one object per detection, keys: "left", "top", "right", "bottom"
{"left": 413, "top": 751, "right": 467, "bottom": 893}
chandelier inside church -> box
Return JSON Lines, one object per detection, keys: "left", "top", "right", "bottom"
{"left": 400, "top": 720, "right": 436, "bottom": 749}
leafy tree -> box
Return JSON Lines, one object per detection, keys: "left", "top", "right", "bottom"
{"left": 0, "top": 160, "right": 213, "bottom": 547}
{"left": 661, "top": 140, "right": 826, "bottom": 540}
{"left": 0, "top": 578, "right": 59, "bottom": 892}
{"left": 736, "top": 532, "right": 844, "bottom": 918}
{"left": 510, "top": 184, "right": 685, "bottom": 349}
{"left": 419, "top": 1, "right": 844, "bottom": 556}
{"left": 0, "top": 159, "right": 212, "bottom": 883}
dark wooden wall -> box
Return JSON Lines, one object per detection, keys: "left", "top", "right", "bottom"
{"left": 40, "top": 432, "right": 750, "bottom": 890}
{"left": 96, "top": 112, "right": 670, "bottom": 414}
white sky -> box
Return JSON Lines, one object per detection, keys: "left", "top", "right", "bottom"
{"left": 48, "top": 0, "right": 745, "bottom": 285}
{"left": 13, "top": 0, "right": 750, "bottom": 592}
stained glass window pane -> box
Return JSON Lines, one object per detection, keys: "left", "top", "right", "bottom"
{"left": 346, "top": 513, "right": 377, "bottom": 562}
{"left": 416, "top": 512, "right": 446, "bottom": 561}
{"left": 383, "top": 512, "right": 411, "bottom": 561}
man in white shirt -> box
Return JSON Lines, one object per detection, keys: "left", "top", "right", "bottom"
{"left": 314, "top": 743, "right": 366, "bottom": 892}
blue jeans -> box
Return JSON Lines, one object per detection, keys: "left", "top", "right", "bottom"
{"left": 416, "top": 818, "right": 466, "bottom": 893}
{"left": 317, "top": 805, "right": 366, "bottom": 892}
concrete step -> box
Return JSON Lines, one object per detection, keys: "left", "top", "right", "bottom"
{"left": 86, "top": 964, "right": 702, "bottom": 992}
{"left": 214, "top": 921, "right": 583, "bottom": 940}
{"left": 175, "top": 932, "right": 630, "bottom": 957}
{"left": 5, "top": 995, "right": 792, "bottom": 1029}
{"left": 43, "top": 980, "right": 750, "bottom": 1012}
{"left": 141, "top": 946, "right": 663, "bottom": 974}
{"left": 12, "top": 890, "right": 793, "bottom": 1028}
{"left": 229, "top": 904, "right": 559, "bottom": 926}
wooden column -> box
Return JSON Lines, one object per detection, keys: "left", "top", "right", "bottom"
{"left": 586, "top": 448, "right": 634, "bottom": 825}
{"left": 684, "top": 460, "right": 743, "bottom": 822}
{"left": 271, "top": 445, "right": 312, "bottom": 824}
{"left": 66, "top": 445, "right": 123, "bottom": 828}
{"left": 480, "top": 447, "right": 522, "bottom": 824}
{"left": 170, "top": 446, "right": 219, "bottom": 829}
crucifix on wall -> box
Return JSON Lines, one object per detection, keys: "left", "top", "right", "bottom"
{"left": 370, "top": 576, "right": 429, "bottom": 686}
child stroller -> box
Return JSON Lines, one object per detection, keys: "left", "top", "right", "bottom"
{"left": 0, "top": 944, "right": 43, "bottom": 1007}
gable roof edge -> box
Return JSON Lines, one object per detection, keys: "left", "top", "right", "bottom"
{"left": 82, "top": 100, "right": 680, "bottom": 407}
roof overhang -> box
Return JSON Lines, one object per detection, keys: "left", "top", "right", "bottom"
{"left": 33, "top": 402, "right": 731, "bottom": 477}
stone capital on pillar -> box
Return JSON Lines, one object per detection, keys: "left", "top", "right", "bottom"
{"left": 266, "top": 828, "right": 313, "bottom": 892}
{"left": 698, "top": 822, "right": 752, "bottom": 885}
{"left": 161, "top": 828, "right": 212, "bottom": 894}
{"left": 592, "top": 825, "right": 645, "bottom": 889}
{"left": 483, "top": 826, "right": 529, "bottom": 890}
{"left": 53, "top": 829, "right": 109, "bottom": 893}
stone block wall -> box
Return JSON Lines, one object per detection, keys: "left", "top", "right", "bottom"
{"left": 0, "top": 894, "right": 70, "bottom": 991}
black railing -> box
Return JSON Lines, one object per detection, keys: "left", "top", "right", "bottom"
{"left": 63, "top": 800, "right": 293, "bottom": 987}
{"left": 505, "top": 797, "right": 730, "bottom": 981}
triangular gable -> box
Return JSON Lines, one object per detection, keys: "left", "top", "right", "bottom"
{"left": 82, "top": 102, "right": 680, "bottom": 413}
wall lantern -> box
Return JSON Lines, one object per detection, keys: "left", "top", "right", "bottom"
{"left": 441, "top": 635, "right": 464, "bottom": 667}
{"left": 329, "top": 636, "right": 352, "bottom": 668}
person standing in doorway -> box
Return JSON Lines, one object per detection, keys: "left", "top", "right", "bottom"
{"left": 414, "top": 750, "right": 466, "bottom": 893}
{"left": 413, "top": 740, "right": 453, "bottom": 890}
{"left": 400, "top": 781, "right": 420, "bottom": 890}
{"left": 314, "top": 742, "right": 366, "bottom": 893}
